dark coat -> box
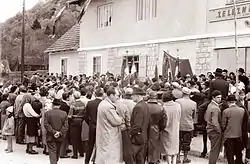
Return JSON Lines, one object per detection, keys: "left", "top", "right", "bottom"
{"left": 83, "top": 98, "right": 102, "bottom": 128}
{"left": 130, "top": 100, "right": 150, "bottom": 145}
{"left": 209, "top": 78, "right": 229, "bottom": 100}
{"left": 236, "top": 100, "right": 249, "bottom": 149}
{"left": 60, "top": 101, "right": 70, "bottom": 115}
{"left": 239, "top": 75, "right": 249, "bottom": 88}
{"left": 147, "top": 100, "right": 164, "bottom": 163}
{"left": 44, "top": 106, "right": 68, "bottom": 142}
{"left": 31, "top": 99, "right": 42, "bottom": 115}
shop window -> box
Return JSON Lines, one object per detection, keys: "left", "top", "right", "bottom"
{"left": 126, "top": 56, "right": 139, "bottom": 73}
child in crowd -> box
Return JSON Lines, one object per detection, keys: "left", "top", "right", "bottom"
{"left": 2, "top": 106, "right": 14, "bottom": 153}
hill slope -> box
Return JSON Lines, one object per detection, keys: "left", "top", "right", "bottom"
{"left": 1, "top": 0, "right": 79, "bottom": 71}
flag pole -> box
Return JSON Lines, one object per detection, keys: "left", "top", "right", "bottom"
{"left": 233, "top": 0, "right": 239, "bottom": 99}
{"left": 21, "top": 0, "right": 25, "bottom": 83}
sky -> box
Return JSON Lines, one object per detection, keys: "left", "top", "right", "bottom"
{"left": 0, "top": 0, "right": 40, "bottom": 22}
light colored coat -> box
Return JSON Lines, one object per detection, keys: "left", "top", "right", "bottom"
{"left": 161, "top": 101, "right": 181, "bottom": 155}
{"left": 39, "top": 96, "right": 53, "bottom": 145}
{"left": 2, "top": 116, "right": 15, "bottom": 136}
{"left": 96, "top": 97, "right": 123, "bottom": 164}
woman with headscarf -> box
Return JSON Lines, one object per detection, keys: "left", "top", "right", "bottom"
{"left": 22, "top": 94, "right": 40, "bottom": 154}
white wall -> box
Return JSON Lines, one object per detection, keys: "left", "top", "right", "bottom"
{"left": 49, "top": 51, "right": 80, "bottom": 76}
{"left": 80, "top": 0, "right": 207, "bottom": 48}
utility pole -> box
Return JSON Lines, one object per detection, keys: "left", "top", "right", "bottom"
{"left": 21, "top": 0, "right": 25, "bottom": 82}
{"left": 233, "top": 0, "right": 239, "bottom": 99}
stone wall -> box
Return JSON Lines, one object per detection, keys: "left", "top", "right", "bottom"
{"left": 195, "top": 38, "right": 215, "bottom": 75}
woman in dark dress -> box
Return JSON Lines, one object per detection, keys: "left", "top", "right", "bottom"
{"left": 22, "top": 95, "right": 40, "bottom": 154}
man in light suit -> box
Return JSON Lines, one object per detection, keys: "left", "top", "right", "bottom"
{"left": 44, "top": 99, "right": 68, "bottom": 164}
{"left": 205, "top": 90, "right": 222, "bottom": 164}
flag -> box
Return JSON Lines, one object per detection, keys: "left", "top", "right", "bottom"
{"left": 131, "top": 61, "right": 137, "bottom": 74}
{"left": 174, "top": 58, "right": 180, "bottom": 79}
{"left": 51, "top": 0, "right": 92, "bottom": 37}
{"left": 154, "top": 64, "right": 158, "bottom": 80}
{"left": 78, "top": 0, "right": 92, "bottom": 22}
{"left": 162, "top": 53, "right": 167, "bottom": 79}
{"left": 120, "top": 57, "right": 126, "bottom": 85}
{"left": 124, "top": 66, "right": 129, "bottom": 76}
{"left": 168, "top": 55, "right": 174, "bottom": 82}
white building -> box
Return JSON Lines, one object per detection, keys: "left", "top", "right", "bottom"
{"left": 46, "top": 0, "right": 250, "bottom": 78}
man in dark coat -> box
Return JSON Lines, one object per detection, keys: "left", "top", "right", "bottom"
{"left": 84, "top": 87, "right": 104, "bottom": 164}
{"left": 130, "top": 87, "right": 150, "bottom": 164}
{"left": 209, "top": 68, "right": 229, "bottom": 100}
{"left": 238, "top": 68, "right": 249, "bottom": 90}
{"left": 147, "top": 91, "right": 164, "bottom": 164}
{"left": 59, "top": 92, "right": 70, "bottom": 158}
{"left": 236, "top": 90, "right": 249, "bottom": 151}
{"left": 44, "top": 99, "right": 68, "bottom": 164}
{"left": 209, "top": 68, "right": 229, "bottom": 112}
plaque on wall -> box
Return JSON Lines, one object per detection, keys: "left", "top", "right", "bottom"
{"left": 209, "top": 2, "right": 250, "bottom": 22}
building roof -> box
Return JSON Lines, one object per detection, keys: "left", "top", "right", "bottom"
{"left": 45, "top": 24, "right": 80, "bottom": 53}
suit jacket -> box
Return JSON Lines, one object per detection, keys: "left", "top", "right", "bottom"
{"left": 204, "top": 101, "right": 221, "bottom": 134}
{"left": 222, "top": 104, "right": 245, "bottom": 139}
{"left": 237, "top": 100, "right": 249, "bottom": 148}
{"left": 209, "top": 78, "right": 229, "bottom": 99}
{"left": 84, "top": 98, "right": 102, "bottom": 128}
{"left": 130, "top": 100, "right": 150, "bottom": 145}
{"left": 44, "top": 106, "right": 68, "bottom": 142}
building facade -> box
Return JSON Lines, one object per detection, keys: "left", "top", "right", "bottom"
{"left": 48, "top": 0, "right": 250, "bottom": 78}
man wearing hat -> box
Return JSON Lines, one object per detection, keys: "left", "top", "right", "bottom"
{"left": 210, "top": 68, "right": 229, "bottom": 100}
{"left": 238, "top": 68, "right": 249, "bottom": 90}
{"left": 44, "top": 98, "right": 69, "bottom": 164}
{"left": 176, "top": 87, "right": 197, "bottom": 163}
{"left": 147, "top": 91, "right": 165, "bottom": 164}
{"left": 222, "top": 95, "right": 245, "bottom": 164}
{"left": 130, "top": 87, "right": 150, "bottom": 164}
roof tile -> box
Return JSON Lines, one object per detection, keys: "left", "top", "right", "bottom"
{"left": 45, "top": 24, "right": 80, "bottom": 53}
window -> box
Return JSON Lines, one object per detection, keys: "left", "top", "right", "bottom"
{"left": 61, "top": 58, "right": 68, "bottom": 75}
{"left": 93, "top": 56, "right": 101, "bottom": 74}
{"left": 227, "top": 0, "right": 250, "bottom": 4}
{"left": 136, "top": 0, "right": 157, "bottom": 21}
{"left": 126, "top": 56, "right": 139, "bottom": 73}
{"left": 97, "top": 3, "right": 112, "bottom": 28}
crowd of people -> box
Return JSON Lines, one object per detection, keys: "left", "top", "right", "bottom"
{"left": 0, "top": 67, "right": 250, "bottom": 164}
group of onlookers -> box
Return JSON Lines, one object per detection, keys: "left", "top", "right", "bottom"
{"left": 0, "top": 67, "right": 250, "bottom": 164}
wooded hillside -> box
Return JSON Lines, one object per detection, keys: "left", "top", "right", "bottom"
{"left": 1, "top": 0, "right": 79, "bottom": 71}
